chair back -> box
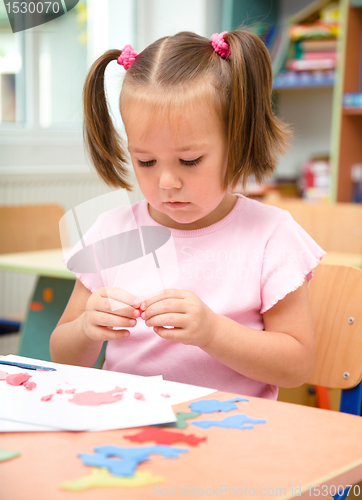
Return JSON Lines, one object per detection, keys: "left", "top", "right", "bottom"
{"left": 307, "top": 264, "right": 362, "bottom": 414}
{"left": 263, "top": 197, "right": 362, "bottom": 253}
{"left": 0, "top": 204, "right": 65, "bottom": 254}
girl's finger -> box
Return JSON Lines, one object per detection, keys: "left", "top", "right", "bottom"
{"left": 101, "top": 286, "right": 138, "bottom": 307}
{"left": 140, "top": 289, "right": 185, "bottom": 311}
{"left": 96, "top": 296, "right": 139, "bottom": 318}
{"left": 98, "top": 326, "right": 131, "bottom": 342}
{"left": 84, "top": 323, "right": 131, "bottom": 342}
{"left": 95, "top": 311, "right": 137, "bottom": 329}
{"left": 145, "top": 312, "right": 185, "bottom": 329}
{"left": 107, "top": 299, "right": 141, "bottom": 318}
{"left": 142, "top": 298, "right": 186, "bottom": 320}
{"left": 153, "top": 326, "right": 181, "bottom": 341}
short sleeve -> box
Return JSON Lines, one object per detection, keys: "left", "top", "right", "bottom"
{"left": 260, "top": 211, "right": 326, "bottom": 314}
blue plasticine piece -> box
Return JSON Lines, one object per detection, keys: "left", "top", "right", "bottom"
{"left": 78, "top": 445, "right": 188, "bottom": 477}
{"left": 189, "top": 397, "right": 248, "bottom": 414}
{"left": 333, "top": 486, "right": 352, "bottom": 500}
{"left": 191, "top": 414, "right": 266, "bottom": 430}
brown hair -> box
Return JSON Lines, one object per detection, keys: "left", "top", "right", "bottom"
{"left": 83, "top": 30, "right": 290, "bottom": 191}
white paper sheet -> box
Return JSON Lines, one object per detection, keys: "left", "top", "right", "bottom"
{"left": 0, "top": 355, "right": 216, "bottom": 432}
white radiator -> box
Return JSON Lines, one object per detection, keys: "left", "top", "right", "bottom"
{"left": 0, "top": 166, "right": 143, "bottom": 317}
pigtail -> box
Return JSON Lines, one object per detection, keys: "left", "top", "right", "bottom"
{"left": 83, "top": 49, "right": 132, "bottom": 190}
{"left": 224, "top": 31, "right": 291, "bottom": 189}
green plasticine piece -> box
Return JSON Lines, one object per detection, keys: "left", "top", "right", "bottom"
{"left": 0, "top": 448, "right": 21, "bottom": 462}
{"left": 60, "top": 468, "right": 165, "bottom": 491}
{"left": 156, "top": 411, "right": 201, "bottom": 429}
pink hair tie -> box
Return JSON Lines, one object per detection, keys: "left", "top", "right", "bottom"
{"left": 117, "top": 44, "right": 137, "bottom": 70}
{"left": 211, "top": 31, "right": 231, "bottom": 59}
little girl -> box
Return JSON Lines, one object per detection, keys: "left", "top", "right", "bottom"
{"left": 50, "top": 30, "right": 325, "bottom": 400}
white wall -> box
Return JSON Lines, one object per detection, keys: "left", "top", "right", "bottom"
{"left": 276, "top": 88, "right": 334, "bottom": 178}
{"left": 136, "top": 0, "right": 209, "bottom": 50}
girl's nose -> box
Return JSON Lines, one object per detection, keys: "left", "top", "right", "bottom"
{"left": 159, "top": 169, "right": 182, "bottom": 190}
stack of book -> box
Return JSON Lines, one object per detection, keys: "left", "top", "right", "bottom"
{"left": 300, "top": 156, "right": 331, "bottom": 202}
{"left": 270, "top": 0, "right": 340, "bottom": 89}
{"left": 286, "top": 23, "right": 338, "bottom": 73}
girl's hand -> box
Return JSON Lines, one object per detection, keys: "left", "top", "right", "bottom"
{"left": 83, "top": 287, "right": 141, "bottom": 342}
{"left": 136, "top": 290, "right": 218, "bottom": 348}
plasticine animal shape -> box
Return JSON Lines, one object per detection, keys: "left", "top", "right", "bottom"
{"left": 124, "top": 426, "right": 206, "bottom": 446}
{"left": 79, "top": 445, "right": 188, "bottom": 477}
{"left": 192, "top": 414, "right": 266, "bottom": 430}
{"left": 189, "top": 397, "right": 248, "bottom": 414}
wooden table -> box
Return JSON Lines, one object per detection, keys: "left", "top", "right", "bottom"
{"left": 0, "top": 249, "right": 76, "bottom": 362}
{"left": 1, "top": 390, "right": 362, "bottom": 500}
{"left": 321, "top": 252, "right": 362, "bottom": 267}
{"left": 1, "top": 249, "right": 360, "bottom": 278}
{"left": 0, "top": 249, "right": 74, "bottom": 279}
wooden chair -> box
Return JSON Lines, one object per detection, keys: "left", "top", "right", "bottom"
{"left": 307, "top": 263, "right": 362, "bottom": 415}
{"left": 0, "top": 203, "right": 106, "bottom": 367}
{"left": 0, "top": 203, "right": 66, "bottom": 333}
{"left": 0, "top": 204, "right": 65, "bottom": 255}
{"left": 307, "top": 263, "right": 362, "bottom": 499}
{"left": 263, "top": 195, "right": 362, "bottom": 253}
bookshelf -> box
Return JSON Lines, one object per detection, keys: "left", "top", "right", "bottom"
{"left": 272, "top": 0, "right": 339, "bottom": 91}
{"left": 330, "top": 0, "right": 362, "bottom": 201}
{"left": 222, "top": 0, "right": 339, "bottom": 91}
{"left": 222, "top": 0, "right": 340, "bottom": 199}
{"left": 222, "top": 0, "right": 362, "bottom": 202}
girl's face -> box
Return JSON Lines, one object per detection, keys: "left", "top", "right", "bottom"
{"left": 124, "top": 100, "right": 235, "bottom": 230}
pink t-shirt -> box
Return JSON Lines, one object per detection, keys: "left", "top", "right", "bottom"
{"left": 65, "top": 194, "right": 325, "bottom": 399}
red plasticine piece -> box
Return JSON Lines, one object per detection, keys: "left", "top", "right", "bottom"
{"left": 29, "top": 301, "right": 43, "bottom": 311}
{"left": 24, "top": 381, "right": 37, "bottom": 391}
{"left": 0, "top": 371, "right": 8, "bottom": 380}
{"left": 124, "top": 427, "right": 207, "bottom": 446}
{"left": 68, "top": 387, "right": 126, "bottom": 406}
{"left": 41, "top": 394, "right": 54, "bottom": 401}
{"left": 134, "top": 392, "right": 146, "bottom": 401}
{"left": 6, "top": 373, "right": 31, "bottom": 386}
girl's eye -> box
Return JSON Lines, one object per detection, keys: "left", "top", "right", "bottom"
{"left": 180, "top": 156, "right": 202, "bottom": 167}
{"left": 137, "top": 159, "right": 156, "bottom": 167}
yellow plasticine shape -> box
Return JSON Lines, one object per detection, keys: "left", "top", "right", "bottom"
{"left": 59, "top": 467, "right": 165, "bottom": 491}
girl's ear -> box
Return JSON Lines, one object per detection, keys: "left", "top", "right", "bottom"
{"left": 83, "top": 49, "right": 133, "bottom": 191}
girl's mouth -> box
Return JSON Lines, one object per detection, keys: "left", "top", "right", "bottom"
{"left": 164, "top": 201, "right": 190, "bottom": 209}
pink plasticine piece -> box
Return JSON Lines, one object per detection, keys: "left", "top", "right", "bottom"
{"left": 64, "top": 389, "right": 76, "bottom": 394}
{"left": 24, "top": 381, "right": 37, "bottom": 391}
{"left": 161, "top": 393, "right": 170, "bottom": 398}
{"left": 41, "top": 394, "right": 54, "bottom": 401}
{"left": 134, "top": 392, "right": 146, "bottom": 402}
{"left": 124, "top": 426, "right": 207, "bottom": 446}
{"left": 69, "top": 387, "right": 125, "bottom": 406}
{"left": 0, "top": 371, "right": 9, "bottom": 380}
{"left": 56, "top": 389, "right": 63, "bottom": 394}
{"left": 6, "top": 373, "right": 31, "bottom": 386}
